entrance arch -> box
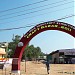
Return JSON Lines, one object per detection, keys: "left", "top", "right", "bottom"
{"left": 12, "top": 21, "right": 75, "bottom": 73}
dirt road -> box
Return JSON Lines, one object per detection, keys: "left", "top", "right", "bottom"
{"left": 20, "top": 61, "right": 75, "bottom": 75}
{"left": 0, "top": 61, "right": 75, "bottom": 75}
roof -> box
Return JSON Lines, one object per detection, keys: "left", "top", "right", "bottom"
{"left": 59, "top": 49, "right": 75, "bottom": 55}
{"left": 49, "top": 50, "right": 59, "bottom": 55}
{"left": 49, "top": 49, "right": 75, "bottom": 55}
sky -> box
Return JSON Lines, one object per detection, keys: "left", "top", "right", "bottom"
{"left": 0, "top": 0, "right": 75, "bottom": 54}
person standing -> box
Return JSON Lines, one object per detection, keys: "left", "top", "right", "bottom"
{"left": 46, "top": 60, "right": 50, "bottom": 74}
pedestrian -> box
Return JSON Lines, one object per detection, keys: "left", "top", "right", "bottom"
{"left": 46, "top": 60, "right": 50, "bottom": 74}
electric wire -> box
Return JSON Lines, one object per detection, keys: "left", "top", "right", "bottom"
{"left": 0, "top": 0, "right": 48, "bottom": 13}
{"left": 0, "top": 14, "right": 74, "bottom": 32}
{"left": 0, "top": 6, "right": 73, "bottom": 25}
{"left": 0, "top": 0, "right": 70, "bottom": 17}
{"left": 0, "top": 0, "right": 73, "bottom": 20}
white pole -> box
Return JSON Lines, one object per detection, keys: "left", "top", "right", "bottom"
{"left": 25, "top": 53, "right": 26, "bottom": 72}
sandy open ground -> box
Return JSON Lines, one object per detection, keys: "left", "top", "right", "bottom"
{"left": 0, "top": 61, "right": 75, "bottom": 75}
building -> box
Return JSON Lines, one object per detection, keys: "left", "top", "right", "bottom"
{"left": 48, "top": 49, "right": 75, "bottom": 64}
{"left": 0, "top": 42, "right": 8, "bottom": 48}
{"left": 0, "top": 48, "right": 6, "bottom": 58}
{"left": 0, "top": 42, "right": 8, "bottom": 61}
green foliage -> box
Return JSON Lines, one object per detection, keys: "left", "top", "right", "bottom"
{"left": 8, "top": 35, "right": 44, "bottom": 60}
{"left": 22, "top": 45, "right": 44, "bottom": 60}
{"left": 8, "top": 35, "right": 21, "bottom": 57}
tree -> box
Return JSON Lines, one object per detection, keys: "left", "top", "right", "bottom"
{"left": 8, "top": 35, "right": 44, "bottom": 60}
{"left": 23, "top": 45, "right": 36, "bottom": 60}
{"left": 23, "top": 45, "right": 44, "bottom": 61}
{"left": 8, "top": 35, "right": 21, "bottom": 57}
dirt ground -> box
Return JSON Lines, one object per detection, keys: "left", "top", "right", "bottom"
{"left": 0, "top": 61, "right": 75, "bottom": 75}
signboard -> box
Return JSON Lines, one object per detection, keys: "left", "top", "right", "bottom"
{"left": 24, "top": 21, "right": 75, "bottom": 39}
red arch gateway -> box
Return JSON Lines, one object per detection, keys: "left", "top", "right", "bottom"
{"left": 12, "top": 21, "right": 75, "bottom": 74}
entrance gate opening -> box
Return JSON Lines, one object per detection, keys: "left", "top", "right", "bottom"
{"left": 12, "top": 21, "right": 75, "bottom": 74}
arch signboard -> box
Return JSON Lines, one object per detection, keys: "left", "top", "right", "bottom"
{"left": 12, "top": 21, "right": 75, "bottom": 74}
